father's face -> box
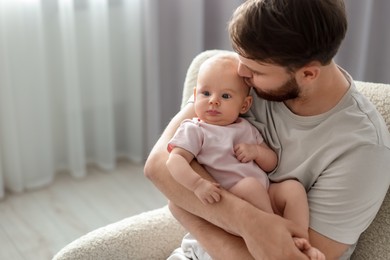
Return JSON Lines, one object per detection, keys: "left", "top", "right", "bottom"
{"left": 238, "top": 56, "right": 300, "bottom": 102}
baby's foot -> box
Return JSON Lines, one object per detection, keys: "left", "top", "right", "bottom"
{"left": 293, "top": 237, "right": 325, "bottom": 260}
{"left": 303, "top": 246, "right": 325, "bottom": 260}
{"left": 293, "top": 237, "right": 310, "bottom": 250}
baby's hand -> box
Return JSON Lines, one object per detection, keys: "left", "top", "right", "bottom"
{"left": 194, "top": 179, "right": 222, "bottom": 204}
{"left": 234, "top": 143, "right": 258, "bottom": 163}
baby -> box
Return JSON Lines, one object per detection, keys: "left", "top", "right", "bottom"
{"left": 166, "top": 53, "right": 324, "bottom": 260}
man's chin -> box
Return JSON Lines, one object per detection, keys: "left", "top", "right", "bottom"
{"left": 254, "top": 90, "right": 290, "bottom": 102}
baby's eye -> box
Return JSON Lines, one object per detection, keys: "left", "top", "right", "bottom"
{"left": 222, "top": 93, "right": 231, "bottom": 99}
{"left": 202, "top": 91, "right": 210, "bottom": 96}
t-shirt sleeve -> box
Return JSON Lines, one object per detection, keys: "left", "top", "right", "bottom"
{"left": 308, "top": 144, "right": 390, "bottom": 244}
{"left": 243, "top": 118, "right": 264, "bottom": 145}
{"left": 253, "top": 125, "right": 264, "bottom": 145}
{"left": 167, "top": 120, "right": 203, "bottom": 157}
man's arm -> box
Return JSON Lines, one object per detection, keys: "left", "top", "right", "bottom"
{"left": 168, "top": 167, "right": 309, "bottom": 260}
{"left": 309, "top": 227, "right": 350, "bottom": 259}
{"left": 144, "top": 103, "right": 309, "bottom": 259}
{"left": 169, "top": 202, "right": 254, "bottom": 260}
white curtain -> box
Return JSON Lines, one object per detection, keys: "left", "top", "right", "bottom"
{"left": 0, "top": 0, "right": 146, "bottom": 198}
{"left": 0, "top": 0, "right": 388, "bottom": 198}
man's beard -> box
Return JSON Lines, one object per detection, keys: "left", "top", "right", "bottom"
{"left": 251, "top": 76, "right": 300, "bottom": 102}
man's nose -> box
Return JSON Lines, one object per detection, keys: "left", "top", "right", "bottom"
{"left": 238, "top": 62, "right": 252, "bottom": 78}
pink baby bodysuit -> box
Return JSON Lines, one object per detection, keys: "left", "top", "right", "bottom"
{"left": 168, "top": 117, "right": 269, "bottom": 190}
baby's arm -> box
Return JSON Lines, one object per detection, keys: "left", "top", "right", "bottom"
{"left": 166, "top": 147, "right": 221, "bottom": 204}
{"left": 234, "top": 142, "right": 277, "bottom": 172}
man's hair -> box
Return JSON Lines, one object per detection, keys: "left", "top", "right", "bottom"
{"left": 228, "top": 0, "right": 347, "bottom": 70}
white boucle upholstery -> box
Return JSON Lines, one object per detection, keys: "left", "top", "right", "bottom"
{"left": 53, "top": 50, "right": 390, "bottom": 260}
{"left": 53, "top": 206, "right": 186, "bottom": 260}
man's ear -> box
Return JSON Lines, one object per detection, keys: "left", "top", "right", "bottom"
{"left": 297, "top": 61, "right": 321, "bottom": 84}
{"left": 240, "top": 95, "right": 253, "bottom": 114}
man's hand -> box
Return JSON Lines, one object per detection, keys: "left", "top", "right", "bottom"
{"left": 238, "top": 207, "right": 309, "bottom": 260}
{"left": 194, "top": 179, "right": 222, "bottom": 204}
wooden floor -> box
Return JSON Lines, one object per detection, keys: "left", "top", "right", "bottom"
{"left": 0, "top": 160, "right": 168, "bottom": 260}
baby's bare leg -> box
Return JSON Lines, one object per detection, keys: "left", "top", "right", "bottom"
{"left": 270, "top": 180, "right": 325, "bottom": 260}
{"left": 229, "top": 177, "right": 273, "bottom": 213}
{"left": 269, "top": 180, "right": 309, "bottom": 229}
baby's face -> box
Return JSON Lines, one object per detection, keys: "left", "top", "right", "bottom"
{"left": 194, "top": 58, "right": 251, "bottom": 126}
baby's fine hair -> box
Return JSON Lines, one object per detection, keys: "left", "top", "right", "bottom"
{"left": 199, "top": 52, "right": 251, "bottom": 96}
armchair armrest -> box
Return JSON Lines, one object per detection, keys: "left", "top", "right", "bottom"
{"left": 53, "top": 206, "right": 186, "bottom": 260}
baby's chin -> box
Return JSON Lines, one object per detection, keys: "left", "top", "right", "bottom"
{"left": 200, "top": 117, "right": 237, "bottom": 126}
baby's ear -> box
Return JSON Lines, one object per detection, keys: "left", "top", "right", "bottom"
{"left": 193, "top": 87, "right": 197, "bottom": 101}
{"left": 240, "top": 95, "right": 253, "bottom": 114}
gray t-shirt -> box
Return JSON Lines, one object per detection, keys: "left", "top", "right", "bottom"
{"left": 245, "top": 72, "right": 390, "bottom": 257}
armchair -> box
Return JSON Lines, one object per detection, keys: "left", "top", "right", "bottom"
{"left": 54, "top": 50, "right": 390, "bottom": 260}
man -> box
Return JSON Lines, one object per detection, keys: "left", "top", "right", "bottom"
{"left": 145, "top": 0, "right": 390, "bottom": 259}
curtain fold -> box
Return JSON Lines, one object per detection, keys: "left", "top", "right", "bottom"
{"left": 122, "top": 0, "right": 144, "bottom": 163}
{"left": 0, "top": 0, "right": 388, "bottom": 198}
{"left": 0, "top": 0, "right": 55, "bottom": 193}
{"left": 58, "top": 0, "right": 86, "bottom": 178}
